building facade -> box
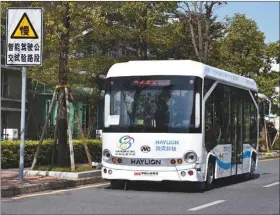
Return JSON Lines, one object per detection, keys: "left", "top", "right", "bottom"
{"left": 1, "top": 65, "right": 26, "bottom": 140}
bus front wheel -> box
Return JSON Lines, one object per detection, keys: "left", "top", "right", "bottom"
{"left": 244, "top": 157, "right": 256, "bottom": 180}
{"left": 110, "top": 180, "right": 125, "bottom": 189}
{"left": 200, "top": 161, "right": 215, "bottom": 191}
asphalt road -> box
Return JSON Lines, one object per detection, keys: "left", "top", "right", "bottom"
{"left": 2, "top": 159, "right": 279, "bottom": 214}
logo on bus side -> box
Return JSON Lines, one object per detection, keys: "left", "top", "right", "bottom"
{"left": 118, "top": 135, "right": 134, "bottom": 150}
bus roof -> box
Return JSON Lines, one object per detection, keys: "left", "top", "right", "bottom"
{"left": 106, "top": 60, "right": 258, "bottom": 91}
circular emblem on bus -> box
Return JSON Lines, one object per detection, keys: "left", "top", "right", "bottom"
{"left": 118, "top": 135, "right": 135, "bottom": 150}
{"left": 141, "top": 145, "right": 151, "bottom": 153}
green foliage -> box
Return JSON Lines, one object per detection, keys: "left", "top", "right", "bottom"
{"left": 265, "top": 41, "right": 280, "bottom": 63}
{"left": 254, "top": 72, "right": 279, "bottom": 96}
{"left": 115, "top": 2, "right": 178, "bottom": 59}
{"left": 26, "top": 2, "right": 100, "bottom": 86}
{"left": 217, "top": 13, "right": 266, "bottom": 76}
{"left": 273, "top": 136, "right": 280, "bottom": 149}
{"left": 1, "top": 139, "right": 102, "bottom": 169}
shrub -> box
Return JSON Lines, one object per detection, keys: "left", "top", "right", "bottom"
{"left": 1, "top": 139, "right": 102, "bottom": 169}
{"left": 273, "top": 135, "right": 280, "bottom": 149}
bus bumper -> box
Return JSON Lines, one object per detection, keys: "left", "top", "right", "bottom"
{"left": 102, "top": 166, "right": 204, "bottom": 182}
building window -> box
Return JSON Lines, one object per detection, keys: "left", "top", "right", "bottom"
{"left": 1, "top": 71, "right": 9, "bottom": 97}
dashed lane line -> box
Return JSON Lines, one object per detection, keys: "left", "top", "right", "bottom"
{"left": 188, "top": 200, "right": 226, "bottom": 211}
{"left": 263, "top": 182, "right": 279, "bottom": 188}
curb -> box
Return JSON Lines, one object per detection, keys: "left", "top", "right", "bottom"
{"left": 23, "top": 169, "right": 101, "bottom": 179}
{"left": 259, "top": 155, "right": 280, "bottom": 160}
{"left": 1, "top": 176, "right": 106, "bottom": 198}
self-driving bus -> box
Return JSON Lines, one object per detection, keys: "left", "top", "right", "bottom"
{"left": 102, "top": 60, "right": 259, "bottom": 190}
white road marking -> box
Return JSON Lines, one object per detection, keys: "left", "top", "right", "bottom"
{"left": 188, "top": 200, "right": 226, "bottom": 211}
{"left": 12, "top": 182, "right": 110, "bottom": 200}
{"left": 263, "top": 182, "right": 279, "bottom": 188}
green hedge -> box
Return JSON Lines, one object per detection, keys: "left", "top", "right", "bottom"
{"left": 1, "top": 139, "right": 102, "bottom": 169}
{"left": 273, "top": 136, "right": 280, "bottom": 149}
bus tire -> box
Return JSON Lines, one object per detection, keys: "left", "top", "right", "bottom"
{"left": 206, "top": 161, "right": 215, "bottom": 189}
{"left": 110, "top": 180, "right": 124, "bottom": 189}
{"left": 245, "top": 156, "right": 256, "bottom": 180}
{"left": 199, "top": 160, "right": 215, "bottom": 191}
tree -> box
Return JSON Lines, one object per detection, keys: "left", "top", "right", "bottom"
{"left": 148, "top": 18, "right": 195, "bottom": 60}
{"left": 114, "top": 2, "right": 178, "bottom": 60}
{"left": 176, "top": 1, "right": 226, "bottom": 63}
{"left": 265, "top": 41, "right": 280, "bottom": 64}
{"left": 216, "top": 14, "right": 279, "bottom": 105}
{"left": 10, "top": 1, "right": 99, "bottom": 166}
{"left": 217, "top": 14, "right": 267, "bottom": 76}
{"left": 262, "top": 41, "right": 280, "bottom": 114}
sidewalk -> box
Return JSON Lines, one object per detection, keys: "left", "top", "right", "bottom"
{"left": 1, "top": 169, "right": 59, "bottom": 187}
{"left": 258, "top": 150, "right": 280, "bottom": 159}
{"left": 1, "top": 169, "right": 105, "bottom": 198}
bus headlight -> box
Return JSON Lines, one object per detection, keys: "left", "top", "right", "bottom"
{"left": 102, "top": 149, "right": 111, "bottom": 161}
{"left": 184, "top": 151, "right": 197, "bottom": 163}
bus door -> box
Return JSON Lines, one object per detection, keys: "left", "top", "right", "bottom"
{"left": 231, "top": 90, "right": 243, "bottom": 175}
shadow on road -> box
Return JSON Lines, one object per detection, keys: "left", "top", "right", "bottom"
{"left": 104, "top": 173, "right": 261, "bottom": 193}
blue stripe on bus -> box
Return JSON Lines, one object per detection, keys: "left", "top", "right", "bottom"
{"left": 216, "top": 151, "right": 252, "bottom": 169}
{"left": 216, "top": 159, "right": 231, "bottom": 169}
{"left": 242, "top": 150, "right": 251, "bottom": 159}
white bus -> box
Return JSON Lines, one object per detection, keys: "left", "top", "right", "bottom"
{"left": 101, "top": 60, "right": 259, "bottom": 190}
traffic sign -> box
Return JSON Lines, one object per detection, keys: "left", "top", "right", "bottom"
{"left": 6, "top": 8, "right": 43, "bottom": 66}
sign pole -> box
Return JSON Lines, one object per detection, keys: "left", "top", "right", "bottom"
{"left": 19, "top": 66, "right": 27, "bottom": 183}
{"left": 6, "top": 8, "right": 43, "bottom": 182}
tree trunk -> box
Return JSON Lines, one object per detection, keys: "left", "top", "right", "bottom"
{"left": 88, "top": 78, "right": 98, "bottom": 138}
{"left": 203, "top": 2, "right": 215, "bottom": 64}
{"left": 139, "top": 4, "right": 148, "bottom": 60}
{"left": 65, "top": 88, "right": 75, "bottom": 171}
{"left": 57, "top": 88, "right": 69, "bottom": 166}
{"left": 57, "top": 2, "right": 70, "bottom": 166}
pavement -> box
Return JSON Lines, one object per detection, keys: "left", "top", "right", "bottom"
{"left": 1, "top": 158, "right": 279, "bottom": 214}
{"left": 1, "top": 168, "right": 104, "bottom": 198}
{"left": 1, "top": 170, "right": 59, "bottom": 187}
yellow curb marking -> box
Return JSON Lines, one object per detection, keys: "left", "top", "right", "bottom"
{"left": 12, "top": 182, "right": 110, "bottom": 200}
{"left": 259, "top": 158, "right": 279, "bottom": 162}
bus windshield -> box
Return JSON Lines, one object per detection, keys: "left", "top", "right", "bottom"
{"left": 104, "top": 76, "right": 202, "bottom": 133}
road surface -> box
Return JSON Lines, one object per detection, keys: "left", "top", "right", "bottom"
{"left": 2, "top": 159, "right": 279, "bottom": 214}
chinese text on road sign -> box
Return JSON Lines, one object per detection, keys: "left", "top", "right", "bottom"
{"left": 6, "top": 8, "right": 43, "bottom": 66}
